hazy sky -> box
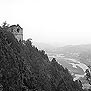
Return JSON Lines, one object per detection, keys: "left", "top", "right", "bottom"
{"left": 0, "top": 0, "right": 91, "bottom": 46}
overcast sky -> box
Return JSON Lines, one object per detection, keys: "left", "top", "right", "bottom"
{"left": 0, "top": 0, "right": 91, "bottom": 46}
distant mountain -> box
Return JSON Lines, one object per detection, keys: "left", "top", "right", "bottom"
{"left": 49, "top": 44, "right": 91, "bottom": 54}
{"left": 53, "top": 44, "right": 91, "bottom": 65}
{"left": 32, "top": 42, "right": 56, "bottom": 52}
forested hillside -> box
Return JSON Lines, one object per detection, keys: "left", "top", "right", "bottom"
{"left": 0, "top": 24, "right": 84, "bottom": 91}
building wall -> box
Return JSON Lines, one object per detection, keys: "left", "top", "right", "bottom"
{"left": 8, "top": 25, "right": 23, "bottom": 41}
{"left": 15, "top": 34, "right": 23, "bottom": 41}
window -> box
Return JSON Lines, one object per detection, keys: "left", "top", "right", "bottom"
{"left": 17, "top": 28, "right": 20, "bottom": 32}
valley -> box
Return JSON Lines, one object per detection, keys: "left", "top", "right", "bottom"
{"left": 34, "top": 42, "right": 91, "bottom": 89}
{"left": 48, "top": 53, "right": 88, "bottom": 80}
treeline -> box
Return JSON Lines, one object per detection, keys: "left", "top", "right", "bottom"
{"left": 0, "top": 24, "right": 84, "bottom": 91}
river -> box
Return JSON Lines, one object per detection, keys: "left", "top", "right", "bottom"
{"left": 48, "top": 54, "right": 89, "bottom": 80}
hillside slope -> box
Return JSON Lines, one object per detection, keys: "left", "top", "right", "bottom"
{"left": 0, "top": 25, "right": 84, "bottom": 91}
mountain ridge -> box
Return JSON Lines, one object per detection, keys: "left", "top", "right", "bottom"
{"left": 0, "top": 24, "right": 84, "bottom": 91}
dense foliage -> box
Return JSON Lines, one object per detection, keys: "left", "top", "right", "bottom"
{"left": 0, "top": 24, "right": 84, "bottom": 91}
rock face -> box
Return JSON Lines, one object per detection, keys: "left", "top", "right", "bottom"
{"left": 0, "top": 24, "right": 84, "bottom": 91}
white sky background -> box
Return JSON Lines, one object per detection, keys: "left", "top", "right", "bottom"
{"left": 0, "top": 0, "right": 91, "bottom": 46}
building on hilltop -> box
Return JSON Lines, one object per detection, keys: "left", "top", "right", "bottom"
{"left": 8, "top": 24, "right": 23, "bottom": 41}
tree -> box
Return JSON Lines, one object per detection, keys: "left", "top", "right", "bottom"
{"left": 85, "top": 66, "right": 91, "bottom": 85}
{"left": 1, "top": 21, "right": 9, "bottom": 28}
